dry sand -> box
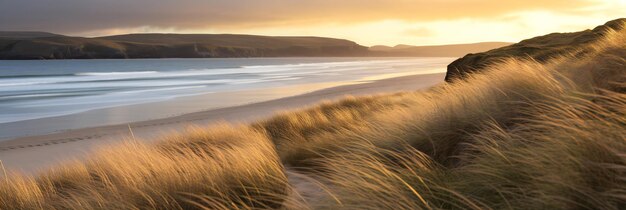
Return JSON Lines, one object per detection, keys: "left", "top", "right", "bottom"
{"left": 0, "top": 73, "right": 445, "bottom": 174}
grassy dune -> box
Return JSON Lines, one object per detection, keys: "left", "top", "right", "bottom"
{"left": 1, "top": 22, "right": 625, "bottom": 209}
{"left": 445, "top": 18, "right": 626, "bottom": 82}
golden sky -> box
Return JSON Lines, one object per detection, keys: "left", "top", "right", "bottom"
{"left": 1, "top": 0, "right": 624, "bottom": 46}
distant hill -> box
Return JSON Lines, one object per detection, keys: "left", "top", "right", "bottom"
{"left": 0, "top": 32, "right": 508, "bottom": 59}
{"left": 369, "top": 42, "right": 512, "bottom": 57}
{"left": 0, "top": 33, "right": 369, "bottom": 59}
{"left": 446, "top": 18, "right": 626, "bottom": 82}
{"left": 99, "top": 34, "right": 359, "bottom": 48}
{"left": 0, "top": 31, "right": 62, "bottom": 39}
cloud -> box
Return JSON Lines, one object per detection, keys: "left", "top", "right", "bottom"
{"left": 0, "top": 0, "right": 599, "bottom": 34}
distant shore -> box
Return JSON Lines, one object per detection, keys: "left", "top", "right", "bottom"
{"left": 0, "top": 72, "right": 445, "bottom": 174}
{"left": 0, "top": 32, "right": 511, "bottom": 59}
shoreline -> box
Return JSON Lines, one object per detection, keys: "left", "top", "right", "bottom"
{"left": 0, "top": 57, "right": 455, "bottom": 140}
{"left": 0, "top": 72, "right": 445, "bottom": 174}
{"left": 0, "top": 81, "right": 357, "bottom": 140}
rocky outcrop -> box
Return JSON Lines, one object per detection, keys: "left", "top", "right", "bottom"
{"left": 445, "top": 18, "right": 626, "bottom": 82}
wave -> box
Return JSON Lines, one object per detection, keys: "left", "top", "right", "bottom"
{"left": 114, "top": 85, "right": 208, "bottom": 95}
{"left": 0, "top": 82, "right": 53, "bottom": 87}
{"left": 0, "top": 74, "right": 74, "bottom": 79}
{"left": 0, "top": 93, "right": 68, "bottom": 100}
{"left": 75, "top": 71, "right": 159, "bottom": 76}
{"left": 238, "top": 60, "right": 402, "bottom": 69}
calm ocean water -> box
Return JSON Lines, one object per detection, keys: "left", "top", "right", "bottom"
{"left": 0, "top": 57, "right": 454, "bottom": 139}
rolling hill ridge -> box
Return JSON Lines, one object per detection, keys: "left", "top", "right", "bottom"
{"left": 0, "top": 34, "right": 369, "bottom": 59}
{"left": 0, "top": 33, "right": 510, "bottom": 59}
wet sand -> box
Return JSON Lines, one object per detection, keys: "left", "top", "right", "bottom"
{"left": 0, "top": 73, "right": 445, "bottom": 174}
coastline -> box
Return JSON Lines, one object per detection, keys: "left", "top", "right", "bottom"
{"left": 0, "top": 57, "right": 455, "bottom": 139}
{"left": 0, "top": 72, "right": 445, "bottom": 174}
{"left": 0, "top": 81, "right": 356, "bottom": 140}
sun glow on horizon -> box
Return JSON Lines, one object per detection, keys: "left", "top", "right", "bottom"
{"left": 77, "top": 14, "right": 622, "bottom": 47}
{"left": 4, "top": 0, "right": 623, "bottom": 46}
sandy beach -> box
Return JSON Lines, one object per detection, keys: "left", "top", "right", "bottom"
{"left": 0, "top": 73, "right": 444, "bottom": 174}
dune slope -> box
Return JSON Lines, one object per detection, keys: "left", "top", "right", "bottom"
{"left": 446, "top": 18, "right": 626, "bottom": 82}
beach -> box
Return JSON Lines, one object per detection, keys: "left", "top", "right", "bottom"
{"left": 0, "top": 72, "right": 445, "bottom": 174}
{"left": 0, "top": 57, "right": 454, "bottom": 139}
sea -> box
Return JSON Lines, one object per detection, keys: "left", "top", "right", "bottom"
{"left": 0, "top": 57, "right": 455, "bottom": 139}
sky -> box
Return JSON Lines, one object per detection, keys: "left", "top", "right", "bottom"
{"left": 0, "top": 0, "right": 624, "bottom": 46}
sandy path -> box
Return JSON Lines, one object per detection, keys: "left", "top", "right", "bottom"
{"left": 286, "top": 168, "right": 331, "bottom": 207}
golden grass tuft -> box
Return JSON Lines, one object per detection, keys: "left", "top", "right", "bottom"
{"left": 0, "top": 125, "right": 294, "bottom": 209}
{"left": 317, "top": 91, "right": 625, "bottom": 209}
